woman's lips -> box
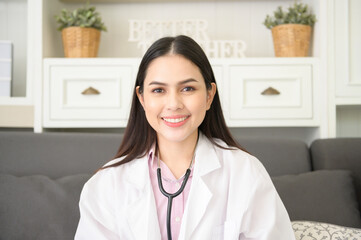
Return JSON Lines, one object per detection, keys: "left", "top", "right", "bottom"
{"left": 162, "top": 116, "right": 190, "bottom": 127}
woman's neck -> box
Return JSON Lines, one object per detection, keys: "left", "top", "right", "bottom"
{"left": 157, "top": 132, "right": 198, "bottom": 179}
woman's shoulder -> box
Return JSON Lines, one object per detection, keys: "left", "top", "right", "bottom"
{"left": 211, "top": 136, "right": 251, "bottom": 159}
{"left": 102, "top": 156, "right": 127, "bottom": 169}
{"left": 83, "top": 155, "right": 147, "bottom": 191}
{"left": 83, "top": 157, "right": 125, "bottom": 190}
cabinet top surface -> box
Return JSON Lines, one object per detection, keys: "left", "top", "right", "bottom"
{"left": 60, "top": 0, "right": 291, "bottom": 3}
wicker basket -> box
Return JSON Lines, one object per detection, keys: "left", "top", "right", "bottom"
{"left": 271, "top": 24, "right": 311, "bottom": 57}
{"left": 61, "top": 27, "right": 101, "bottom": 58}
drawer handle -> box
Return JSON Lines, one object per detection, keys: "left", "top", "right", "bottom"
{"left": 261, "top": 87, "right": 280, "bottom": 95}
{"left": 82, "top": 87, "right": 100, "bottom": 95}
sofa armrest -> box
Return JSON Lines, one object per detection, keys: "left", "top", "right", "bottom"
{"left": 311, "top": 138, "right": 361, "bottom": 213}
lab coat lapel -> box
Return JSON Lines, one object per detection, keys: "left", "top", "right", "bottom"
{"left": 179, "top": 134, "right": 221, "bottom": 239}
{"left": 125, "top": 157, "right": 161, "bottom": 240}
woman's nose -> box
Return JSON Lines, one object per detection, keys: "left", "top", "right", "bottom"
{"left": 166, "top": 92, "right": 183, "bottom": 110}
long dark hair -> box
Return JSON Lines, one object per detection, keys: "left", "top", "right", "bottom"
{"left": 102, "top": 35, "right": 246, "bottom": 170}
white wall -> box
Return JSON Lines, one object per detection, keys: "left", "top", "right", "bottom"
{"left": 337, "top": 106, "right": 361, "bottom": 137}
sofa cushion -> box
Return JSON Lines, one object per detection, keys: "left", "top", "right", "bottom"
{"left": 0, "top": 173, "right": 90, "bottom": 240}
{"left": 311, "top": 138, "right": 361, "bottom": 210}
{"left": 0, "top": 131, "right": 122, "bottom": 178}
{"left": 272, "top": 170, "right": 361, "bottom": 228}
{"left": 235, "top": 137, "right": 311, "bottom": 177}
{"left": 292, "top": 221, "right": 361, "bottom": 240}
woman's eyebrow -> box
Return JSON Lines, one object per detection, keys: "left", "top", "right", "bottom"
{"left": 179, "top": 79, "right": 198, "bottom": 85}
{"left": 148, "top": 78, "right": 198, "bottom": 86}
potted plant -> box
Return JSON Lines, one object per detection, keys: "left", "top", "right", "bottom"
{"left": 263, "top": 3, "right": 316, "bottom": 57}
{"left": 55, "top": 3, "right": 107, "bottom": 58}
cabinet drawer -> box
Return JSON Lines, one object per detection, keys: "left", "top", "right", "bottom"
{"left": 229, "top": 65, "right": 313, "bottom": 119}
{"left": 47, "top": 65, "right": 132, "bottom": 121}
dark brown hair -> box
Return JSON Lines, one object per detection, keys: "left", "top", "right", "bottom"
{"left": 102, "top": 35, "right": 246, "bottom": 170}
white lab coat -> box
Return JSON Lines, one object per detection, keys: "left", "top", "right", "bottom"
{"left": 75, "top": 133, "right": 295, "bottom": 240}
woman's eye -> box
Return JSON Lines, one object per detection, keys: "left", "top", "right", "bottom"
{"left": 152, "top": 88, "right": 164, "bottom": 93}
{"left": 182, "top": 86, "right": 195, "bottom": 92}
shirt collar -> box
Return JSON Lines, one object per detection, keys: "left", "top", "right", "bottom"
{"left": 147, "top": 142, "right": 195, "bottom": 182}
{"left": 148, "top": 143, "right": 157, "bottom": 172}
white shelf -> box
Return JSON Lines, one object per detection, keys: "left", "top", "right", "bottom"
{"left": 59, "top": 0, "right": 291, "bottom": 3}
{"left": 335, "top": 97, "right": 361, "bottom": 106}
{"left": 0, "top": 97, "right": 33, "bottom": 106}
{"left": 3, "top": 0, "right": 333, "bottom": 142}
{"left": 40, "top": 58, "right": 320, "bottom": 129}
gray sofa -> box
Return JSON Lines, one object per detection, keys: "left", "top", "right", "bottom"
{"left": 0, "top": 131, "right": 360, "bottom": 239}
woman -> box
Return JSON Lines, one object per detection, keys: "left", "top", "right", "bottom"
{"left": 75, "top": 35, "right": 295, "bottom": 240}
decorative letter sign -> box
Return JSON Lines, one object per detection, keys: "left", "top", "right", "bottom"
{"left": 128, "top": 19, "right": 247, "bottom": 58}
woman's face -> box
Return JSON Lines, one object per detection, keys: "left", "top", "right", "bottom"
{"left": 137, "top": 54, "right": 216, "bottom": 145}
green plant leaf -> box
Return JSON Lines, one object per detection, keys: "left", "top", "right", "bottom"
{"left": 263, "top": 2, "right": 316, "bottom": 29}
{"left": 54, "top": 3, "right": 107, "bottom": 31}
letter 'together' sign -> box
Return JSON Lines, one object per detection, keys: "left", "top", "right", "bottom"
{"left": 128, "top": 19, "right": 247, "bottom": 58}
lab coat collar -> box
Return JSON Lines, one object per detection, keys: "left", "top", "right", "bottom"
{"left": 179, "top": 132, "right": 221, "bottom": 239}
{"left": 125, "top": 132, "right": 222, "bottom": 240}
{"left": 125, "top": 156, "right": 161, "bottom": 239}
{"left": 194, "top": 132, "right": 221, "bottom": 176}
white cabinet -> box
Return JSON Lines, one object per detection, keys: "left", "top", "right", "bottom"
{"left": 214, "top": 58, "right": 319, "bottom": 127}
{"left": 41, "top": 58, "right": 319, "bottom": 130}
{"left": 0, "top": 0, "right": 41, "bottom": 128}
{"left": 333, "top": 0, "right": 361, "bottom": 102}
{"left": 229, "top": 65, "right": 312, "bottom": 120}
{"left": 328, "top": 0, "right": 361, "bottom": 137}
{"left": 43, "top": 58, "right": 139, "bottom": 128}
{"left": 28, "top": 0, "right": 327, "bottom": 141}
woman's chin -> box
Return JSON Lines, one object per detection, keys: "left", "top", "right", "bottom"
{"left": 157, "top": 129, "right": 198, "bottom": 145}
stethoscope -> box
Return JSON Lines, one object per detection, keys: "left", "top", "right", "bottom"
{"left": 156, "top": 150, "right": 195, "bottom": 240}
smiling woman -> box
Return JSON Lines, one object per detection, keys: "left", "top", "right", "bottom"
{"left": 74, "top": 35, "right": 296, "bottom": 240}
{"left": 136, "top": 54, "right": 216, "bottom": 163}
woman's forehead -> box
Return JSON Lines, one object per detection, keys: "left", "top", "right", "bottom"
{"left": 144, "top": 54, "right": 203, "bottom": 85}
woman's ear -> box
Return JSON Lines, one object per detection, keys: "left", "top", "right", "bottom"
{"left": 136, "top": 86, "right": 145, "bottom": 108}
{"left": 206, "top": 83, "right": 217, "bottom": 110}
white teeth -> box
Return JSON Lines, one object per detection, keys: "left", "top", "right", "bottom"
{"left": 163, "top": 116, "right": 188, "bottom": 123}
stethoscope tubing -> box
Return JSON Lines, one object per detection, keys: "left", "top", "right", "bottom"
{"left": 157, "top": 168, "right": 191, "bottom": 240}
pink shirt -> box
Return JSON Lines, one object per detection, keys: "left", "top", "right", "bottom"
{"left": 148, "top": 147, "right": 194, "bottom": 240}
